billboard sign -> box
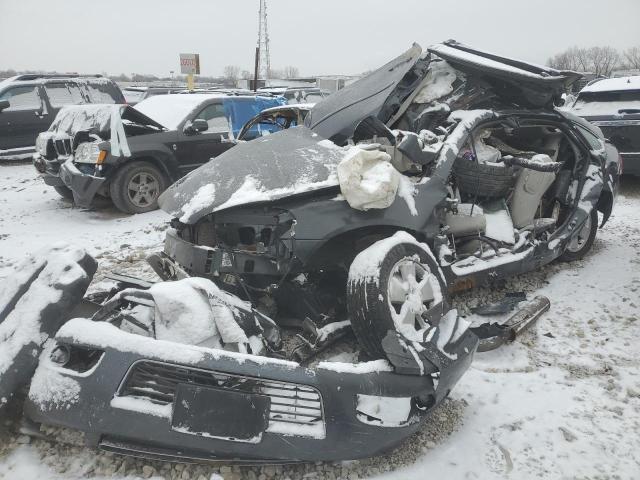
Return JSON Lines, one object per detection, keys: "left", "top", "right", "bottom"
{"left": 179, "top": 53, "right": 200, "bottom": 75}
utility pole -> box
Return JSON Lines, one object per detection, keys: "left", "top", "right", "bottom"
{"left": 257, "top": 0, "right": 271, "bottom": 82}
{"left": 253, "top": 47, "right": 259, "bottom": 92}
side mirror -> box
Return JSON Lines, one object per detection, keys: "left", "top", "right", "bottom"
{"left": 0, "top": 100, "right": 9, "bottom": 112}
{"left": 183, "top": 119, "right": 209, "bottom": 135}
{"left": 191, "top": 119, "right": 209, "bottom": 133}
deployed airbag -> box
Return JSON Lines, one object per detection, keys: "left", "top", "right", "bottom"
{"left": 337, "top": 147, "right": 400, "bottom": 211}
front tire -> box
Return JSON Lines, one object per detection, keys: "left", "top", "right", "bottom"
{"left": 347, "top": 240, "right": 449, "bottom": 358}
{"left": 109, "top": 161, "right": 167, "bottom": 214}
{"left": 559, "top": 208, "right": 598, "bottom": 262}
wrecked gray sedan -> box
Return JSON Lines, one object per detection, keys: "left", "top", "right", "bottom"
{"left": 155, "top": 40, "right": 619, "bottom": 360}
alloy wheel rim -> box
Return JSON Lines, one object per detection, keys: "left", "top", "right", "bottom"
{"left": 127, "top": 172, "right": 160, "bottom": 208}
{"left": 387, "top": 255, "right": 442, "bottom": 342}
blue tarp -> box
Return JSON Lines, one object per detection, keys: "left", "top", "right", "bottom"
{"left": 222, "top": 96, "right": 287, "bottom": 138}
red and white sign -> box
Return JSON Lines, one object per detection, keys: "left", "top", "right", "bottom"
{"left": 179, "top": 53, "right": 200, "bottom": 75}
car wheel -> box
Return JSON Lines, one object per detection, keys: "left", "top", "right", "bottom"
{"left": 53, "top": 185, "right": 74, "bottom": 200}
{"left": 559, "top": 208, "right": 598, "bottom": 262}
{"left": 347, "top": 240, "right": 449, "bottom": 358}
{"left": 109, "top": 161, "right": 167, "bottom": 214}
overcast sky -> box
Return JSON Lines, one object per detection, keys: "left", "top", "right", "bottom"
{"left": 1, "top": 0, "right": 638, "bottom": 77}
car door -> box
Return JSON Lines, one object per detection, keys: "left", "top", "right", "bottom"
{"left": 175, "top": 101, "right": 234, "bottom": 174}
{"left": 0, "top": 84, "right": 49, "bottom": 150}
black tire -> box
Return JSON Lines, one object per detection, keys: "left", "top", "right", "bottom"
{"left": 453, "top": 158, "right": 516, "bottom": 198}
{"left": 53, "top": 185, "right": 74, "bottom": 200}
{"left": 559, "top": 209, "right": 598, "bottom": 262}
{"left": 347, "top": 242, "right": 449, "bottom": 358}
{"left": 109, "top": 161, "right": 168, "bottom": 214}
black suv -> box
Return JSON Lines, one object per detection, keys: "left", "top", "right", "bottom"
{"left": 34, "top": 93, "right": 286, "bottom": 213}
{"left": 0, "top": 74, "right": 125, "bottom": 158}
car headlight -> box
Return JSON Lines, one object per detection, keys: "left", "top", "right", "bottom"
{"left": 35, "top": 134, "right": 50, "bottom": 156}
{"left": 74, "top": 142, "right": 106, "bottom": 164}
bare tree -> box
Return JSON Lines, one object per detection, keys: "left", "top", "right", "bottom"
{"left": 548, "top": 50, "right": 579, "bottom": 71}
{"left": 223, "top": 65, "right": 241, "bottom": 83}
{"left": 588, "top": 46, "right": 620, "bottom": 77}
{"left": 241, "top": 70, "right": 253, "bottom": 80}
{"left": 547, "top": 46, "right": 590, "bottom": 71}
{"left": 573, "top": 47, "right": 592, "bottom": 72}
{"left": 622, "top": 46, "right": 640, "bottom": 70}
{"left": 283, "top": 66, "right": 300, "bottom": 79}
{"left": 548, "top": 45, "right": 622, "bottom": 76}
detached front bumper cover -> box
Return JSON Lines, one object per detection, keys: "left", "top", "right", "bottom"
{"left": 25, "top": 315, "right": 476, "bottom": 463}
{"left": 59, "top": 159, "right": 106, "bottom": 208}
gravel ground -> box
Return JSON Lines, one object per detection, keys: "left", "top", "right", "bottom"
{"left": 1, "top": 165, "right": 639, "bottom": 479}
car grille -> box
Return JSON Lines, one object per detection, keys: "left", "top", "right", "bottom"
{"left": 54, "top": 138, "right": 72, "bottom": 157}
{"left": 118, "top": 360, "right": 325, "bottom": 439}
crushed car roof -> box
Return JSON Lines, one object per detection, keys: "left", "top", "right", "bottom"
{"left": 428, "top": 40, "right": 581, "bottom": 108}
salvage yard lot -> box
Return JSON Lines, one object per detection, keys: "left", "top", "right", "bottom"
{"left": 1, "top": 162, "right": 639, "bottom": 479}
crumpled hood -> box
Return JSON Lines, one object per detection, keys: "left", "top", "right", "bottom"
{"left": 305, "top": 44, "right": 425, "bottom": 144}
{"left": 48, "top": 104, "right": 164, "bottom": 137}
{"left": 159, "top": 127, "right": 349, "bottom": 224}
{"left": 44, "top": 104, "right": 165, "bottom": 157}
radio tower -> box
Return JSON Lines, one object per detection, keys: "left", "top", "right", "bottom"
{"left": 257, "top": 0, "right": 271, "bottom": 80}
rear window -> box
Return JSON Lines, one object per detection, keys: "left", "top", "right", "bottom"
{"left": 45, "top": 83, "right": 86, "bottom": 107}
{"left": 86, "top": 82, "right": 121, "bottom": 104}
{"left": 0, "top": 86, "right": 42, "bottom": 110}
{"left": 123, "top": 89, "right": 146, "bottom": 104}
{"left": 573, "top": 90, "right": 640, "bottom": 117}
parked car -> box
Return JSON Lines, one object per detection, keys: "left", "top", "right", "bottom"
{"left": 0, "top": 74, "right": 125, "bottom": 158}
{"left": 236, "top": 103, "right": 313, "bottom": 140}
{"left": 155, "top": 39, "right": 620, "bottom": 361}
{"left": 121, "top": 86, "right": 182, "bottom": 105}
{"left": 257, "top": 86, "right": 328, "bottom": 104}
{"left": 33, "top": 93, "right": 286, "bottom": 213}
{"left": 571, "top": 76, "right": 640, "bottom": 176}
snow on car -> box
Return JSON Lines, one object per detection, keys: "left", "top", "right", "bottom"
{"left": 0, "top": 39, "right": 636, "bottom": 478}
{"left": 32, "top": 94, "right": 287, "bottom": 213}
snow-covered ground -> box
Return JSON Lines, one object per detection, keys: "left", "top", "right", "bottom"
{"left": 0, "top": 162, "right": 639, "bottom": 479}
{"left": 0, "top": 164, "right": 168, "bottom": 283}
